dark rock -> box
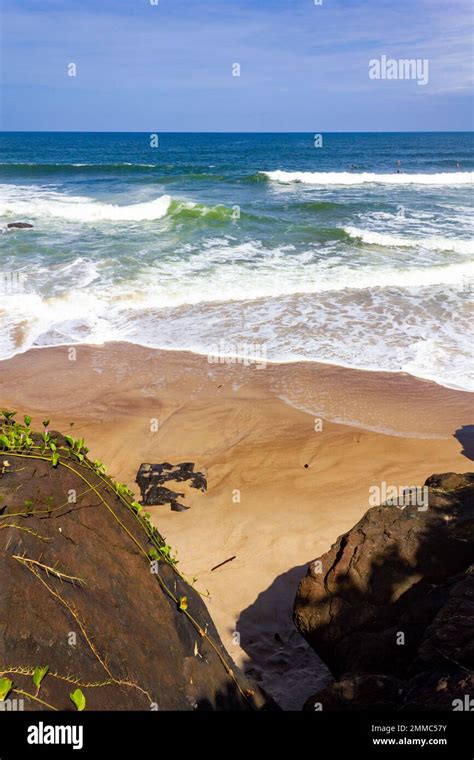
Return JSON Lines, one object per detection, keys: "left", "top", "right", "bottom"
{"left": 425, "top": 471, "right": 474, "bottom": 492}
{"left": 412, "top": 567, "right": 474, "bottom": 674}
{"left": 171, "top": 501, "right": 190, "bottom": 513}
{"left": 402, "top": 669, "right": 474, "bottom": 711}
{"left": 303, "top": 674, "right": 402, "bottom": 711}
{"left": 0, "top": 425, "right": 274, "bottom": 711}
{"left": 136, "top": 462, "right": 207, "bottom": 511}
{"left": 294, "top": 472, "right": 474, "bottom": 710}
{"left": 6, "top": 222, "right": 33, "bottom": 229}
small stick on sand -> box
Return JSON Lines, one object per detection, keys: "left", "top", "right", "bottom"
{"left": 211, "top": 555, "right": 236, "bottom": 572}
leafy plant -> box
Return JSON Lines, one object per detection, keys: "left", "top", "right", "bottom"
{"left": 33, "top": 666, "right": 49, "bottom": 689}
{"left": 24, "top": 499, "right": 34, "bottom": 514}
{"left": 0, "top": 412, "right": 182, "bottom": 575}
{"left": 70, "top": 688, "right": 86, "bottom": 711}
{"left": 0, "top": 677, "right": 13, "bottom": 701}
{"left": 1, "top": 410, "right": 17, "bottom": 422}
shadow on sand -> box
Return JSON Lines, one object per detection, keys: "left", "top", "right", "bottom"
{"left": 454, "top": 425, "right": 474, "bottom": 461}
{"left": 237, "top": 465, "right": 474, "bottom": 710}
{"left": 236, "top": 563, "right": 330, "bottom": 710}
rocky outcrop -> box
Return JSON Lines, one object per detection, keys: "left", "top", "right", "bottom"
{"left": 136, "top": 462, "right": 207, "bottom": 511}
{"left": 0, "top": 415, "right": 273, "bottom": 711}
{"left": 302, "top": 674, "right": 402, "bottom": 711}
{"left": 294, "top": 473, "right": 474, "bottom": 710}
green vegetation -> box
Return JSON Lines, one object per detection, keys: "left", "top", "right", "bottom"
{"left": 70, "top": 688, "right": 86, "bottom": 711}
{"left": 0, "top": 410, "right": 178, "bottom": 569}
{"left": 0, "top": 410, "right": 252, "bottom": 710}
{"left": 33, "top": 666, "right": 49, "bottom": 690}
{"left": 0, "top": 677, "right": 12, "bottom": 700}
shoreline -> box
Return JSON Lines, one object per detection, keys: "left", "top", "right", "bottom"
{"left": 2, "top": 338, "right": 473, "bottom": 397}
{"left": 1, "top": 341, "right": 472, "bottom": 708}
{"left": 2, "top": 339, "right": 473, "bottom": 433}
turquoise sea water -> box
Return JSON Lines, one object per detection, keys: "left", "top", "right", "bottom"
{"left": 0, "top": 132, "right": 473, "bottom": 390}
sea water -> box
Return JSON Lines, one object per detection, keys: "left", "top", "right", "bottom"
{"left": 0, "top": 132, "right": 472, "bottom": 390}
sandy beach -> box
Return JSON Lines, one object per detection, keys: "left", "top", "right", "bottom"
{"left": 0, "top": 342, "right": 472, "bottom": 708}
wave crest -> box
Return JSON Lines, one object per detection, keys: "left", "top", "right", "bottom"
{"left": 263, "top": 170, "right": 474, "bottom": 186}
{"left": 0, "top": 188, "right": 172, "bottom": 222}
{"left": 344, "top": 226, "right": 474, "bottom": 255}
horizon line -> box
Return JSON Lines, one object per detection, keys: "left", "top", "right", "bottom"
{"left": 1, "top": 130, "right": 473, "bottom": 135}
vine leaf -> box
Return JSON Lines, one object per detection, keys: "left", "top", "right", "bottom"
{"left": 33, "top": 666, "right": 49, "bottom": 689}
{"left": 70, "top": 688, "right": 86, "bottom": 711}
{"left": 0, "top": 677, "right": 13, "bottom": 701}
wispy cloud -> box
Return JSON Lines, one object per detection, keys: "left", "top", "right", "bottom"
{"left": 1, "top": 0, "right": 472, "bottom": 130}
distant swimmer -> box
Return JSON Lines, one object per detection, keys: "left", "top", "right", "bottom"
{"left": 456, "top": 162, "right": 461, "bottom": 168}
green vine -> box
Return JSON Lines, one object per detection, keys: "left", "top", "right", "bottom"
{"left": 0, "top": 411, "right": 254, "bottom": 709}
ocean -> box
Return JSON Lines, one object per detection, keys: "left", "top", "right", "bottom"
{"left": 0, "top": 132, "right": 473, "bottom": 391}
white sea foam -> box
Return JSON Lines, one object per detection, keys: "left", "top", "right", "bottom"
{"left": 99, "top": 254, "right": 472, "bottom": 307}
{"left": 0, "top": 291, "right": 114, "bottom": 360}
{"left": 0, "top": 282, "right": 474, "bottom": 390}
{"left": 0, "top": 184, "right": 230, "bottom": 223}
{"left": 37, "top": 257, "right": 101, "bottom": 289}
{"left": 344, "top": 226, "right": 474, "bottom": 255}
{"left": 263, "top": 170, "right": 474, "bottom": 186}
{"left": 1, "top": 176, "right": 473, "bottom": 392}
{"left": 5, "top": 232, "right": 473, "bottom": 310}
{"left": 0, "top": 185, "right": 172, "bottom": 222}
{"left": 1, "top": 274, "right": 472, "bottom": 391}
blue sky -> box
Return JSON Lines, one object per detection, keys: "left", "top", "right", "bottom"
{"left": 1, "top": 0, "right": 473, "bottom": 131}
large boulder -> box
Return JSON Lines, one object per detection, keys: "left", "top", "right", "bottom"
{"left": 302, "top": 674, "right": 402, "bottom": 711}
{"left": 0, "top": 415, "right": 274, "bottom": 711}
{"left": 294, "top": 473, "right": 474, "bottom": 710}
